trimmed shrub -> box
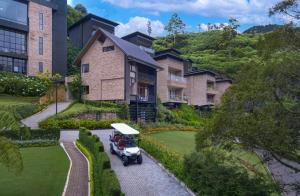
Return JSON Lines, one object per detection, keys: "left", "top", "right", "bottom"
{"left": 1, "top": 127, "right": 60, "bottom": 141}
{"left": 78, "top": 128, "right": 122, "bottom": 196}
{"left": 0, "top": 72, "right": 48, "bottom": 96}
{"left": 39, "top": 118, "right": 122, "bottom": 130}
{"left": 16, "top": 140, "right": 58, "bottom": 148}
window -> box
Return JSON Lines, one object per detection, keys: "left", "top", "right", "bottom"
{"left": 39, "top": 37, "right": 43, "bottom": 55}
{"left": 81, "top": 64, "right": 89, "bottom": 73}
{"left": 207, "top": 94, "right": 215, "bottom": 103}
{"left": 103, "top": 45, "right": 114, "bottom": 52}
{"left": 130, "top": 64, "right": 136, "bottom": 85}
{"left": 39, "top": 13, "right": 44, "bottom": 31}
{"left": 0, "top": 0, "right": 28, "bottom": 25}
{"left": 82, "top": 86, "right": 89, "bottom": 95}
{"left": 207, "top": 80, "right": 215, "bottom": 90}
{"left": 0, "top": 28, "right": 26, "bottom": 54}
{"left": 38, "top": 62, "right": 43, "bottom": 73}
{"left": 0, "top": 56, "right": 26, "bottom": 74}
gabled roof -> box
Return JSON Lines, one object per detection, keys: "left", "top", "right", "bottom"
{"left": 154, "top": 48, "right": 184, "bottom": 62}
{"left": 74, "top": 28, "right": 162, "bottom": 70}
{"left": 68, "top": 13, "right": 119, "bottom": 31}
{"left": 122, "top": 31, "right": 156, "bottom": 41}
{"left": 155, "top": 48, "right": 182, "bottom": 56}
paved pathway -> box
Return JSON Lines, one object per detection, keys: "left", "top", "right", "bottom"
{"left": 21, "top": 102, "right": 71, "bottom": 129}
{"left": 62, "top": 142, "right": 89, "bottom": 196}
{"left": 256, "top": 150, "right": 300, "bottom": 196}
{"left": 60, "top": 130, "right": 192, "bottom": 196}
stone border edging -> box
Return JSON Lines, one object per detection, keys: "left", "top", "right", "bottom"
{"left": 140, "top": 149, "right": 196, "bottom": 196}
{"left": 60, "top": 143, "right": 73, "bottom": 196}
{"left": 74, "top": 141, "right": 91, "bottom": 196}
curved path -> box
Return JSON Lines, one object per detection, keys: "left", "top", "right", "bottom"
{"left": 62, "top": 142, "right": 89, "bottom": 196}
{"left": 60, "top": 130, "right": 192, "bottom": 196}
{"left": 22, "top": 102, "right": 71, "bottom": 129}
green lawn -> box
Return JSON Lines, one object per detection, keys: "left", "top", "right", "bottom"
{"left": 0, "top": 94, "right": 39, "bottom": 104}
{"left": 149, "top": 131, "right": 270, "bottom": 176}
{"left": 149, "top": 131, "right": 197, "bottom": 155}
{"left": 0, "top": 146, "right": 69, "bottom": 196}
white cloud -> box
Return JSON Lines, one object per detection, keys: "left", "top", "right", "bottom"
{"left": 198, "top": 23, "right": 229, "bottom": 32}
{"left": 103, "top": 0, "right": 283, "bottom": 25}
{"left": 67, "top": 0, "right": 73, "bottom": 6}
{"left": 115, "top": 16, "right": 165, "bottom": 37}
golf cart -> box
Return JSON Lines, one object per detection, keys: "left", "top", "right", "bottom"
{"left": 109, "top": 123, "right": 143, "bottom": 166}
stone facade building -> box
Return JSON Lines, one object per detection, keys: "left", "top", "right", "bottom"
{"left": 0, "top": 0, "right": 67, "bottom": 76}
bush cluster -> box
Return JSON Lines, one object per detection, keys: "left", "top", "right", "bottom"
{"left": 78, "top": 128, "right": 122, "bottom": 196}
{"left": 1, "top": 103, "right": 41, "bottom": 121}
{"left": 39, "top": 118, "right": 122, "bottom": 130}
{"left": 0, "top": 72, "right": 48, "bottom": 96}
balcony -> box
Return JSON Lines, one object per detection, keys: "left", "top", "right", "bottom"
{"left": 130, "top": 95, "right": 156, "bottom": 103}
{"left": 167, "top": 74, "right": 187, "bottom": 89}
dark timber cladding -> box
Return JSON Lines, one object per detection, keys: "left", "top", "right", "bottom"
{"left": 122, "top": 31, "right": 155, "bottom": 48}
{"left": 68, "top": 14, "right": 119, "bottom": 49}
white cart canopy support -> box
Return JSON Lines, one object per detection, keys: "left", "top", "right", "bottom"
{"left": 111, "top": 123, "right": 140, "bottom": 135}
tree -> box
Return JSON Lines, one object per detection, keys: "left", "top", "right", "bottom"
{"left": 0, "top": 111, "right": 23, "bottom": 174}
{"left": 67, "top": 5, "right": 85, "bottom": 27}
{"left": 197, "top": 26, "right": 300, "bottom": 164}
{"left": 164, "top": 13, "right": 186, "bottom": 45}
{"left": 67, "top": 40, "right": 81, "bottom": 75}
{"left": 147, "top": 20, "right": 152, "bottom": 36}
{"left": 221, "top": 18, "right": 240, "bottom": 57}
{"left": 74, "top": 4, "right": 88, "bottom": 15}
{"left": 269, "top": 0, "right": 300, "bottom": 19}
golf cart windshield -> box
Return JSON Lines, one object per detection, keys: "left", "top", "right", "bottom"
{"left": 124, "top": 139, "right": 137, "bottom": 148}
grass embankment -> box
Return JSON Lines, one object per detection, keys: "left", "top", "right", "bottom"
{"left": 0, "top": 146, "right": 69, "bottom": 196}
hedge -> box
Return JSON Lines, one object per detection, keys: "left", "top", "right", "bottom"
{"left": 78, "top": 128, "right": 123, "bottom": 196}
{"left": 39, "top": 118, "right": 122, "bottom": 130}
{"left": 15, "top": 140, "right": 58, "bottom": 148}
{"left": 76, "top": 141, "right": 94, "bottom": 196}
{"left": 139, "top": 134, "right": 185, "bottom": 180}
{"left": 0, "top": 127, "right": 60, "bottom": 141}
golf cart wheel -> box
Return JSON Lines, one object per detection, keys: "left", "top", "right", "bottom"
{"left": 137, "top": 155, "right": 143, "bottom": 164}
{"left": 110, "top": 145, "right": 115, "bottom": 154}
{"left": 122, "top": 156, "right": 129, "bottom": 166}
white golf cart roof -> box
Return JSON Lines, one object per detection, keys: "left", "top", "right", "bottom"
{"left": 111, "top": 123, "right": 140, "bottom": 135}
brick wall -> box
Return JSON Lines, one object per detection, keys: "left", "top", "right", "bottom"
{"left": 81, "top": 38, "right": 125, "bottom": 101}
{"left": 27, "top": 1, "right": 52, "bottom": 76}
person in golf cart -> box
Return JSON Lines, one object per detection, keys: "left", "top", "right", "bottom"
{"left": 110, "top": 123, "right": 143, "bottom": 166}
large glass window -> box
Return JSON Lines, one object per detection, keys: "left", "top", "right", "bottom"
{"left": 0, "top": 0, "right": 28, "bottom": 25}
{"left": 0, "top": 28, "right": 26, "bottom": 54}
{"left": 0, "top": 56, "right": 26, "bottom": 74}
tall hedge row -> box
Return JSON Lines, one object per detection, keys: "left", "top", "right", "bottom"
{"left": 78, "top": 128, "right": 122, "bottom": 196}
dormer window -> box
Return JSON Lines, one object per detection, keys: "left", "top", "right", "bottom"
{"left": 103, "top": 45, "right": 114, "bottom": 52}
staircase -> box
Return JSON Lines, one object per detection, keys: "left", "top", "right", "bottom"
{"left": 129, "top": 102, "right": 156, "bottom": 122}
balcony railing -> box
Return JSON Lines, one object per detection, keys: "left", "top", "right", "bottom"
{"left": 169, "top": 96, "right": 184, "bottom": 102}
{"left": 168, "top": 74, "right": 186, "bottom": 83}
{"left": 130, "top": 95, "right": 156, "bottom": 102}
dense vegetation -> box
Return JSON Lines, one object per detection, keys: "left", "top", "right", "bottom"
{"left": 77, "top": 128, "right": 122, "bottom": 196}
{"left": 153, "top": 31, "right": 259, "bottom": 78}
{"left": 243, "top": 24, "right": 282, "bottom": 34}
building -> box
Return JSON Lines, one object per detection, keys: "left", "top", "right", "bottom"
{"left": 68, "top": 13, "right": 119, "bottom": 49}
{"left": 0, "top": 0, "right": 67, "bottom": 76}
{"left": 74, "top": 28, "right": 162, "bottom": 122}
{"left": 154, "top": 48, "right": 188, "bottom": 105}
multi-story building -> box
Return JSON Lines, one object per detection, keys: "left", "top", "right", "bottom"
{"left": 74, "top": 28, "right": 162, "bottom": 122}
{"left": 0, "top": 0, "right": 67, "bottom": 76}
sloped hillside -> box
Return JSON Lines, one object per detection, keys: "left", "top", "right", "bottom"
{"left": 153, "top": 31, "right": 260, "bottom": 78}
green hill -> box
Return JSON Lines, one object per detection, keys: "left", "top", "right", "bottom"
{"left": 153, "top": 31, "right": 260, "bottom": 78}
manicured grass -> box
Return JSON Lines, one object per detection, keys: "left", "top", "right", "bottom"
{"left": 0, "top": 94, "right": 39, "bottom": 104}
{"left": 149, "top": 131, "right": 270, "bottom": 176}
{"left": 0, "top": 146, "right": 69, "bottom": 196}
{"left": 149, "top": 131, "right": 197, "bottom": 155}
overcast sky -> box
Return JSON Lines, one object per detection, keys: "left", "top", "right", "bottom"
{"left": 67, "top": 0, "right": 291, "bottom": 37}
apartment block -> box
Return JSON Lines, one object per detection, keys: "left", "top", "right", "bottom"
{"left": 0, "top": 0, "right": 67, "bottom": 76}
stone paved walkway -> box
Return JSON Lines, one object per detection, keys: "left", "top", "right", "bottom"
{"left": 62, "top": 142, "right": 89, "bottom": 196}
{"left": 21, "top": 102, "right": 71, "bottom": 129}
{"left": 60, "top": 130, "right": 192, "bottom": 196}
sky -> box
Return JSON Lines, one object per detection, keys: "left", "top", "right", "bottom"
{"left": 67, "top": 0, "right": 291, "bottom": 37}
